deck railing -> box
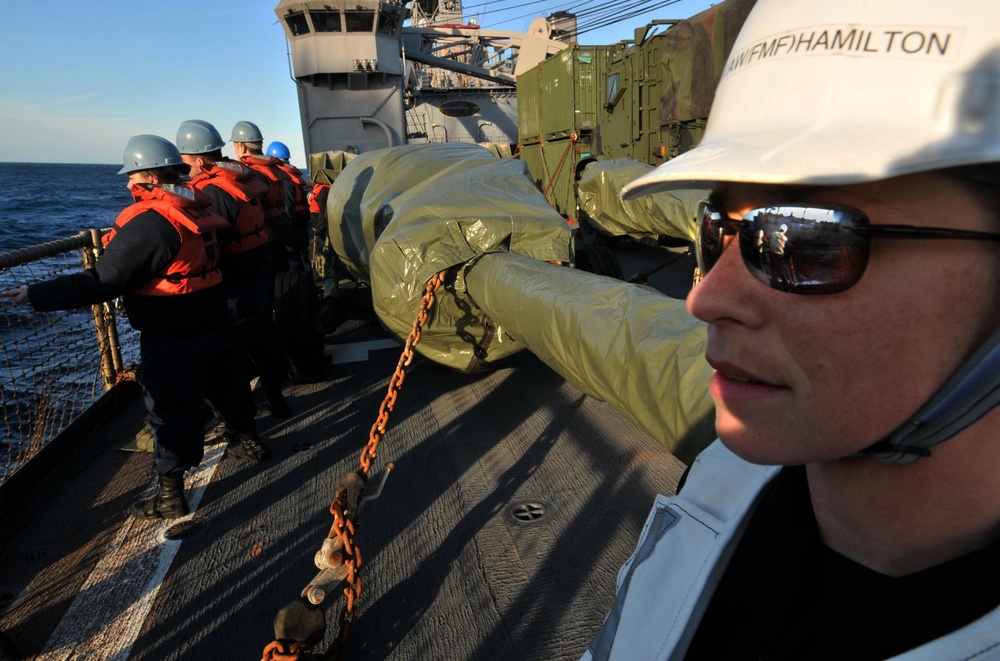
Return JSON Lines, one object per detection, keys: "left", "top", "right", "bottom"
{"left": 0, "top": 230, "right": 139, "bottom": 484}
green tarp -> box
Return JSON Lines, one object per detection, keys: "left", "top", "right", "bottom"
{"left": 463, "top": 252, "right": 714, "bottom": 464}
{"left": 325, "top": 142, "right": 715, "bottom": 460}
{"left": 309, "top": 150, "right": 358, "bottom": 185}
{"left": 578, "top": 159, "right": 708, "bottom": 242}
{"left": 326, "top": 142, "right": 573, "bottom": 371}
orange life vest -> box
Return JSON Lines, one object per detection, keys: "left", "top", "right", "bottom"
{"left": 308, "top": 182, "right": 332, "bottom": 215}
{"left": 276, "top": 162, "right": 310, "bottom": 218}
{"left": 240, "top": 154, "right": 292, "bottom": 220}
{"left": 106, "top": 184, "right": 228, "bottom": 296}
{"left": 189, "top": 161, "right": 269, "bottom": 255}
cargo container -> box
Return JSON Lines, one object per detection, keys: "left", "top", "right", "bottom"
{"left": 515, "top": 0, "right": 757, "bottom": 240}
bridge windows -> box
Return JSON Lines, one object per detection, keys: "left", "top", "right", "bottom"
{"left": 345, "top": 10, "right": 376, "bottom": 33}
{"left": 283, "top": 10, "right": 310, "bottom": 36}
{"left": 285, "top": 4, "right": 405, "bottom": 38}
{"left": 310, "top": 9, "right": 342, "bottom": 33}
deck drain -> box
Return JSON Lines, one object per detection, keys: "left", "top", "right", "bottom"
{"left": 20, "top": 546, "right": 52, "bottom": 565}
{"left": 156, "top": 516, "right": 210, "bottom": 544}
{"left": 290, "top": 442, "right": 314, "bottom": 453}
{"left": 0, "top": 585, "right": 28, "bottom": 616}
{"left": 505, "top": 500, "right": 553, "bottom": 527}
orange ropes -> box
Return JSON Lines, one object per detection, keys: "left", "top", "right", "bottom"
{"left": 543, "top": 132, "right": 579, "bottom": 199}
{"left": 262, "top": 270, "right": 447, "bottom": 661}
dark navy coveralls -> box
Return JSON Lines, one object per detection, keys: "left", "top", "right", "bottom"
{"left": 28, "top": 205, "right": 257, "bottom": 476}
{"left": 199, "top": 175, "right": 289, "bottom": 393}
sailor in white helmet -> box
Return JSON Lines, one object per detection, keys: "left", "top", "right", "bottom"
{"left": 583, "top": 0, "right": 1000, "bottom": 659}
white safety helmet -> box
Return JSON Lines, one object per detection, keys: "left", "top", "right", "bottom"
{"left": 623, "top": 0, "right": 1000, "bottom": 198}
{"left": 631, "top": 0, "right": 1000, "bottom": 464}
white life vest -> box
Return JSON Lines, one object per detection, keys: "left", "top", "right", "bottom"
{"left": 581, "top": 440, "right": 1000, "bottom": 661}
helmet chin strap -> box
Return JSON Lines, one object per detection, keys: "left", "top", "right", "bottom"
{"left": 860, "top": 325, "right": 1000, "bottom": 463}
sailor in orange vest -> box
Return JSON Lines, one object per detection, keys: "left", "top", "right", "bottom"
{"left": 231, "top": 121, "right": 296, "bottom": 277}
{"left": 266, "top": 140, "right": 311, "bottom": 268}
{"left": 306, "top": 178, "right": 333, "bottom": 280}
{"left": 176, "top": 120, "right": 291, "bottom": 418}
{"left": 307, "top": 181, "right": 331, "bottom": 217}
{"left": 0, "top": 135, "right": 270, "bottom": 520}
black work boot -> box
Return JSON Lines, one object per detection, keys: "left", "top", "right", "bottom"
{"left": 225, "top": 432, "right": 271, "bottom": 462}
{"left": 0, "top": 630, "right": 18, "bottom": 661}
{"left": 130, "top": 472, "right": 190, "bottom": 520}
{"left": 203, "top": 416, "right": 229, "bottom": 446}
{"left": 264, "top": 384, "right": 291, "bottom": 418}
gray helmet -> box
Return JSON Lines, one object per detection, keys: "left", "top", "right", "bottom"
{"left": 231, "top": 120, "right": 263, "bottom": 143}
{"left": 118, "top": 134, "right": 185, "bottom": 175}
{"left": 176, "top": 119, "right": 226, "bottom": 155}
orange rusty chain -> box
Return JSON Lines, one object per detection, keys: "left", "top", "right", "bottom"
{"left": 261, "top": 640, "right": 315, "bottom": 661}
{"left": 262, "top": 269, "right": 448, "bottom": 661}
{"left": 544, "top": 132, "right": 579, "bottom": 199}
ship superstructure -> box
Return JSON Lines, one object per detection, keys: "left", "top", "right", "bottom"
{"left": 274, "top": 0, "right": 571, "bottom": 155}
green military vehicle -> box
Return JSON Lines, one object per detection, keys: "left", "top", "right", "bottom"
{"left": 516, "top": 45, "right": 609, "bottom": 226}
{"left": 516, "top": 0, "right": 757, "bottom": 245}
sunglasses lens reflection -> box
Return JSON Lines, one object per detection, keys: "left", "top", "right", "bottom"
{"left": 696, "top": 207, "right": 727, "bottom": 274}
{"left": 699, "top": 204, "right": 871, "bottom": 295}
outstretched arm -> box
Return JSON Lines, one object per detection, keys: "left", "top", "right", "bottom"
{"left": 0, "top": 286, "right": 29, "bottom": 303}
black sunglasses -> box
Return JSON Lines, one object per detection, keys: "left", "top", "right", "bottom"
{"left": 696, "top": 201, "right": 1000, "bottom": 295}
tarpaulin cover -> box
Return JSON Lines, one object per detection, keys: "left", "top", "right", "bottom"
{"left": 326, "top": 142, "right": 716, "bottom": 459}
{"left": 325, "top": 142, "right": 573, "bottom": 371}
{"left": 309, "top": 150, "right": 358, "bottom": 186}
{"left": 463, "top": 252, "right": 716, "bottom": 463}
{"left": 659, "top": 0, "right": 758, "bottom": 124}
{"left": 577, "top": 159, "right": 708, "bottom": 242}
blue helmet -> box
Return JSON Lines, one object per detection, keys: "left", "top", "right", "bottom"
{"left": 266, "top": 141, "right": 291, "bottom": 160}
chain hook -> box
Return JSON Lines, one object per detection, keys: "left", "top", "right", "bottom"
{"left": 263, "top": 271, "right": 447, "bottom": 660}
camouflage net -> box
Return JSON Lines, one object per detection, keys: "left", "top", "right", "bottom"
{"left": 0, "top": 231, "right": 139, "bottom": 484}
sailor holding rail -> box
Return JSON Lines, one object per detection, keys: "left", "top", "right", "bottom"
{"left": 1, "top": 135, "right": 271, "bottom": 520}
{"left": 581, "top": 0, "right": 1000, "bottom": 658}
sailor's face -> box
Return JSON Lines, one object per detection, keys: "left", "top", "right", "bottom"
{"left": 127, "top": 170, "right": 155, "bottom": 191}
{"left": 180, "top": 154, "right": 203, "bottom": 177}
{"left": 686, "top": 172, "right": 1000, "bottom": 465}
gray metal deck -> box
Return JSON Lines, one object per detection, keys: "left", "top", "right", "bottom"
{"left": 0, "top": 241, "right": 694, "bottom": 660}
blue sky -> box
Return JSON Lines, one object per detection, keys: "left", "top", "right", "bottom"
{"left": 0, "top": 0, "right": 714, "bottom": 167}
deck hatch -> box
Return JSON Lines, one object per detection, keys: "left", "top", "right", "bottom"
{"left": 19, "top": 546, "right": 51, "bottom": 564}
{"left": 505, "top": 499, "right": 553, "bottom": 526}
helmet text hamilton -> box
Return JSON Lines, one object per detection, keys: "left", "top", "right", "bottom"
{"left": 725, "top": 25, "right": 962, "bottom": 77}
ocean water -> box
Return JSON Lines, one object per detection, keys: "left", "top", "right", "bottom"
{"left": 0, "top": 162, "right": 132, "bottom": 253}
{"left": 0, "top": 162, "right": 137, "bottom": 477}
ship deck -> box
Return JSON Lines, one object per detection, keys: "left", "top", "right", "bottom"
{"left": 0, "top": 241, "right": 695, "bottom": 660}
